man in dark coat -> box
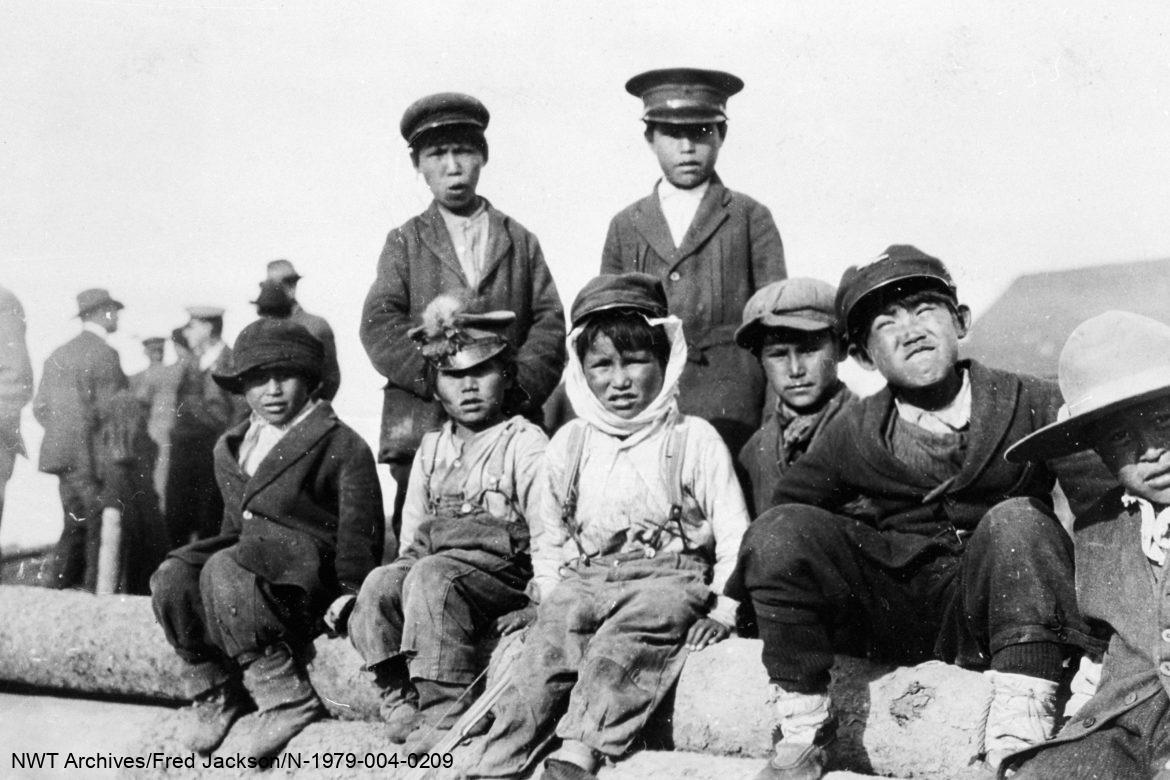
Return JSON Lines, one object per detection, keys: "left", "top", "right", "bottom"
{"left": 360, "top": 92, "right": 566, "bottom": 542}
{"left": 601, "top": 68, "right": 787, "bottom": 456}
{"left": 1002, "top": 311, "right": 1170, "bottom": 779}
{"left": 727, "top": 246, "right": 1110, "bottom": 779}
{"left": 150, "top": 318, "right": 383, "bottom": 760}
{"left": 33, "top": 288, "right": 128, "bottom": 590}
{"left": 0, "top": 284, "right": 33, "bottom": 534}
{"left": 264, "top": 259, "right": 340, "bottom": 400}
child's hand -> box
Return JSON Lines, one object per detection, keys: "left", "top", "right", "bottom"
{"left": 496, "top": 605, "right": 538, "bottom": 635}
{"left": 685, "top": 618, "right": 730, "bottom": 651}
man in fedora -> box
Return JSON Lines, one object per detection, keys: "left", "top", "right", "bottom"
{"left": 1001, "top": 311, "right": 1170, "bottom": 778}
{"left": 265, "top": 259, "right": 340, "bottom": 400}
{"left": 0, "top": 284, "right": 33, "bottom": 536}
{"left": 601, "top": 68, "right": 787, "bottom": 458}
{"left": 33, "top": 288, "right": 128, "bottom": 590}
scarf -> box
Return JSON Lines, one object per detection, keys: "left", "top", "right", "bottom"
{"left": 777, "top": 382, "right": 852, "bottom": 467}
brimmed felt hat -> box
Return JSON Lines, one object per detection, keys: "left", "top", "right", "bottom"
{"left": 408, "top": 295, "right": 514, "bottom": 372}
{"left": 400, "top": 93, "right": 490, "bottom": 146}
{"left": 836, "top": 245, "right": 957, "bottom": 340}
{"left": 570, "top": 273, "right": 669, "bottom": 328}
{"left": 76, "top": 288, "right": 124, "bottom": 318}
{"left": 1006, "top": 311, "right": 1170, "bottom": 463}
{"left": 212, "top": 318, "right": 324, "bottom": 393}
{"left": 735, "top": 278, "right": 838, "bottom": 349}
{"left": 626, "top": 68, "right": 744, "bottom": 125}
{"left": 266, "top": 259, "right": 301, "bottom": 283}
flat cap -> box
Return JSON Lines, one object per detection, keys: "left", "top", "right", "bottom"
{"left": 836, "top": 245, "right": 956, "bottom": 339}
{"left": 625, "top": 67, "right": 744, "bottom": 125}
{"left": 213, "top": 318, "right": 324, "bottom": 393}
{"left": 571, "top": 272, "right": 669, "bottom": 327}
{"left": 735, "top": 278, "right": 839, "bottom": 349}
{"left": 76, "top": 288, "right": 124, "bottom": 318}
{"left": 186, "top": 305, "right": 225, "bottom": 320}
{"left": 266, "top": 258, "right": 301, "bottom": 283}
{"left": 400, "top": 92, "right": 490, "bottom": 146}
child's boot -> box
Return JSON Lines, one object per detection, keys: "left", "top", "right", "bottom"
{"left": 755, "top": 684, "right": 836, "bottom": 780}
{"left": 182, "top": 677, "right": 251, "bottom": 755}
{"left": 981, "top": 670, "right": 1058, "bottom": 772}
{"left": 373, "top": 657, "right": 422, "bottom": 743}
{"left": 240, "top": 644, "right": 326, "bottom": 759}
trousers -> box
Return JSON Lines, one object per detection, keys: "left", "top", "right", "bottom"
{"left": 49, "top": 470, "right": 104, "bottom": 591}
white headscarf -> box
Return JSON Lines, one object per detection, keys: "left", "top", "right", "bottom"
{"left": 564, "top": 313, "right": 688, "bottom": 447}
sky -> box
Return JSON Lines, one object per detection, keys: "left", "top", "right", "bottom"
{"left": 3, "top": 0, "right": 1170, "bottom": 549}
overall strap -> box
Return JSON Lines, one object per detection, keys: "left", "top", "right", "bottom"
{"left": 559, "top": 424, "right": 592, "bottom": 561}
{"left": 419, "top": 431, "right": 441, "bottom": 514}
{"left": 664, "top": 422, "right": 691, "bottom": 549}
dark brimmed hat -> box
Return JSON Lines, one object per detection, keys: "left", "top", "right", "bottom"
{"left": 266, "top": 259, "right": 301, "bottom": 283}
{"left": 625, "top": 68, "right": 744, "bottom": 125}
{"left": 400, "top": 93, "right": 490, "bottom": 146}
{"left": 408, "top": 295, "right": 514, "bottom": 372}
{"left": 76, "top": 288, "right": 124, "bottom": 318}
{"left": 836, "top": 245, "right": 957, "bottom": 341}
{"left": 1006, "top": 311, "right": 1170, "bottom": 463}
{"left": 570, "top": 273, "right": 669, "bottom": 328}
{"left": 212, "top": 318, "right": 324, "bottom": 393}
{"left": 735, "top": 278, "right": 839, "bottom": 349}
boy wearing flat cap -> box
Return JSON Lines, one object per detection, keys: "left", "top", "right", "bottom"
{"left": 734, "top": 278, "right": 857, "bottom": 518}
{"left": 727, "top": 246, "right": 1110, "bottom": 779}
{"left": 361, "top": 92, "right": 566, "bottom": 544}
{"left": 1000, "top": 311, "right": 1170, "bottom": 778}
{"left": 150, "top": 318, "right": 383, "bottom": 760}
{"left": 346, "top": 294, "right": 547, "bottom": 750}
{"left": 602, "top": 67, "right": 786, "bottom": 459}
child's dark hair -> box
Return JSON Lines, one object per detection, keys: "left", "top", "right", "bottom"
{"left": 847, "top": 286, "right": 960, "bottom": 352}
{"left": 575, "top": 310, "right": 671, "bottom": 368}
{"left": 409, "top": 125, "right": 489, "bottom": 167}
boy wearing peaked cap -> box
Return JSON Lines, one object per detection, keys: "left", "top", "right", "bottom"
{"left": 602, "top": 68, "right": 787, "bottom": 459}
{"left": 726, "top": 246, "right": 1112, "bottom": 779}
{"left": 346, "top": 294, "right": 547, "bottom": 751}
{"left": 150, "top": 318, "right": 383, "bottom": 760}
{"left": 1000, "top": 311, "right": 1170, "bottom": 778}
{"left": 734, "top": 278, "right": 857, "bottom": 518}
{"left": 361, "top": 92, "right": 566, "bottom": 544}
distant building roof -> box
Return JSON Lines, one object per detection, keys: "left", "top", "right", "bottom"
{"left": 962, "top": 257, "right": 1170, "bottom": 378}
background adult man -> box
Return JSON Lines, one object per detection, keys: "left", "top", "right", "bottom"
{"left": 0, "top": 284, "right": 34, "bottom": 537}
{"left": 265, "top": 259, "right": 340, "bottom": 401}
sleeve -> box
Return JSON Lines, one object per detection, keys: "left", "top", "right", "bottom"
{"left": 512, "top": 236, "right": 567, "bottom": 411}
{"left": 529, "top": 427, "right": 574, "bottom": 602}
{"left": 687, "top": 421, "right": 750, "bottom": 627}
{"left": 359, "top": 230, "right": 430, "bottom": 398}
{"left": 599, "top": 216, "right": 624, "bottom": 274}
{"left": 771, "top": 417, "right": 854, "bottom": 509}
{"left": 396, "top": 437, "right": 432, "bottom": 557}
{"left": 748, "top": 201, "right": 787, "bottom": 288}
{"left": 0, "top": 296, "right": 33, "bottom": 422}
{"left": 333, "top": 434, "right": 386, "bottom": 595}
{"left": 511, "top": 426, "right": 549, "bottom": 535}
{"left": 317, "top": 320, "right": 342, "bottom": 402}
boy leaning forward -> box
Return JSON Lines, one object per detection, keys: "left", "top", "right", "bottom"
{"left": 727, "top": 245, "right": 1108, "bottom": 779}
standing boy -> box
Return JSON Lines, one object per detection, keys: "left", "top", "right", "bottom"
{"left": 734, "top": 278, "right": 857, "bottom": 517}
{"left": 150, "top": 318, "right": 383, "bottom": 759}
{"left": 728, "top": 246, "right": 1103, "bottom": 779}
{"left": 360, "top": 92, "right": 566, "bottom": 542}
{"left": 601, "top": 68, "right": 786, "bottom": 456}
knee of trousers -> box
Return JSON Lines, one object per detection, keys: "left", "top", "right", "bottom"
{"left": 401, "top": 555, "right": 468, "bottom": 603}
{"left": 740, "top": 504, "right": 848, "bottom": 574}
{"left": 975, "top": 497, "right": 1068, "bottom": 552}
{"left": 150, "top": 558, "right": 203, "bottom": 630}
{"left": 198, "top": 549, "right": 254, "bottom": 618}
{"left": 355, "top": 562, "right": 409, "bottom": 613}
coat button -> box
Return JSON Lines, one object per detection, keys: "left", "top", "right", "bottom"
{"left": 243, "top": 510, "right": 253, "bottom": 520}
{"left": 1161, "top": 662, "right": 1170, "bottom": 677}
{"left": 1081, "top": 716, "right": 1096, "bottom": 728}
{"left": 460, "top": 502, "right": 472, "bottom": 514}
{"left": 1162, "top": 628, "right": 1170, "bottom": 643}
{"left": 668, "top": 271, "right": 681, "bottom": 281}
{"left": 1126, "top": 692, "right": 1138, "bottom": 704}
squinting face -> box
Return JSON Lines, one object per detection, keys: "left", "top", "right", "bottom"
{"left": 859, "top": 298, "right": 968, "bottom": 390}
{"left": 1092, "top": 397, "right": 1170, "bottom": 505}
{"left": 242, "top": 370, "right": 312, "bottom": 427}
{"left": 434, "top": 360, "right": 509, "bottom": 432}
{"left": 583, "top": 334, "right": 665, "bottom": 419}
{"left": 648, "top": 123, "right": 722, "bottom": 190}
{"left": 415, "top": 141, "right": 484, "bottom": 215}
{"left": 760, "top": 330, "right": 842, "bottom": 414}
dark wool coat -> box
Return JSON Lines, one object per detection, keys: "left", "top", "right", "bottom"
{"left": 169, "top": 403, "right": 384, "bottom": 611}
{"left": 0, "top": 285, "right": 33, "bottom": 458}
{"left": 360, "top": 200, "right": 567, "bottom": 463}
{"left": 600, "top": 175, "right": 786, "bottom": 452}
{"left": 33, "top": 329, "right": 127, "bottom": 481}
{"left": 772, "top": 360, "right": 1112, "bottom": 569}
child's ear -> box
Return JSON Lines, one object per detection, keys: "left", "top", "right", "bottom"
{"left": 849, "top": 342, "right": 877, "bottom": 372}
{"left": 955, "top": 304, "right": 973, "bottom": 339}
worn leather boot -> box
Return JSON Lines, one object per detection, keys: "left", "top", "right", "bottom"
{"left": 182, "top": 680, "right": 251, "bottom": 755}
{"left": 403, "top": 679, "right": 474, "bottom": 752}
{"left": 240, "top": 644, "right": 327, "bottom": 760}
{"left": 755, "top": 685, "right": 836, "bottom": 780}
{"left": 372, "top": 657, "right": 422, "bottom": 743}
{"left": 981, "top": 671, "right": 1058, "bottom": 774}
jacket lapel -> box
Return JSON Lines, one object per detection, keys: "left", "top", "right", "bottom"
{"left": 241, "top": 403, "right": 338, "bottom": 505}
{"left": 630, "top": 190, "right": 680, "bottom": 265}
{"left": 951, "top": 361, "right": 1018, "bottom": 492}
{"left": 417, "top": 202, "right": 467, "bottom": 282}
{"left": 674, "top": 176, "right": 731, "bottom": 267}
{"left": 476, "top": 199, "right": 513, "bottom": 289}
{"left": 855, "top": 388, "right": 939, "bottom": 489}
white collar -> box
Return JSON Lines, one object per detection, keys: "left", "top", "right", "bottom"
{"left": 437, "top": 199, "right": 487, "bottom": 226}
{"left": 895, "top": 368, "right": 972, "bottom": 434}
{"left": 82, "top": 321, "right": 110, "bottom": 342}
{"left": 198, "top": 340, "right": 226, "bottom": 371}
{"left": 1121, "top": 493, "right": 1170, "bottom": 566}
{"left": 657, "top": 176, "right": 709, "bottom": 203}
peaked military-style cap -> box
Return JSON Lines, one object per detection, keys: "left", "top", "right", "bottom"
{"left": 186, "top": 305, "right": 226, "bottom": 320}
{"left": 400, "top": 93, "right": 490, "bottom": 146}
{"left": 409, "top": 294, "right": 515, "bottom": 372}
{"left": 836, "top": 245, "right": 957, "bottom": 340}
{"left": 570, "top": 272, "right": 669, "bottom": 327}
{"left": 142, "top": 336, "right": 166, "bottom": 348}
{"left": 625, "top": 67, "right": 744, "bottom": 125}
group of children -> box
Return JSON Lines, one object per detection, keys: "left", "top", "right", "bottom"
{"left": 146, "top": 66, "right": 1170, "bottom": 780}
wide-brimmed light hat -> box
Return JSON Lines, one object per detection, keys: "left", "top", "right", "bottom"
{"left": 1006, "top": 310, "right": 1170, "bottom": 463}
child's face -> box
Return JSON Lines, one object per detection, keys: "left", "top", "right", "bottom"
{"left": 242, "top": 369, "right": 312, "bottom": 426}
{"left": 759, "top": 329, "right": 842, "bottom": 414}
{"left": 415, "top": 141, "right": 484, "bottom": 215}
{"left": 434, "top": 359, "right": 509, "bottom": 432}
{"left": 856, "top": 297, "right": 970, "bottom": 391}
{"left": 647, "top": 123, "right": 722, "bottom": 190}
{"left": 1092, "top": 397, "right": 1170, "bottom": 505}
{"left": 583, "top": 334, "right": 665, "bottom": 419}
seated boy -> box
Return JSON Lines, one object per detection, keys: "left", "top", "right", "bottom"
{"left": 734, "top": 278, "right": 857, "bottom": 517}
{"left": 149, "top": 319, "right": 384, "bottom": 759}
{"left": 1001, "top": 311, "right": 1170, "bottom": 778}
{"left": 470, "top": 273, "right": 750, "bottom": 780}
{"left": 727, "top": 246, "right": 1101, "bottom": 779}
{"left": 344, "top": 295, "right": 547, "bottom": 748}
